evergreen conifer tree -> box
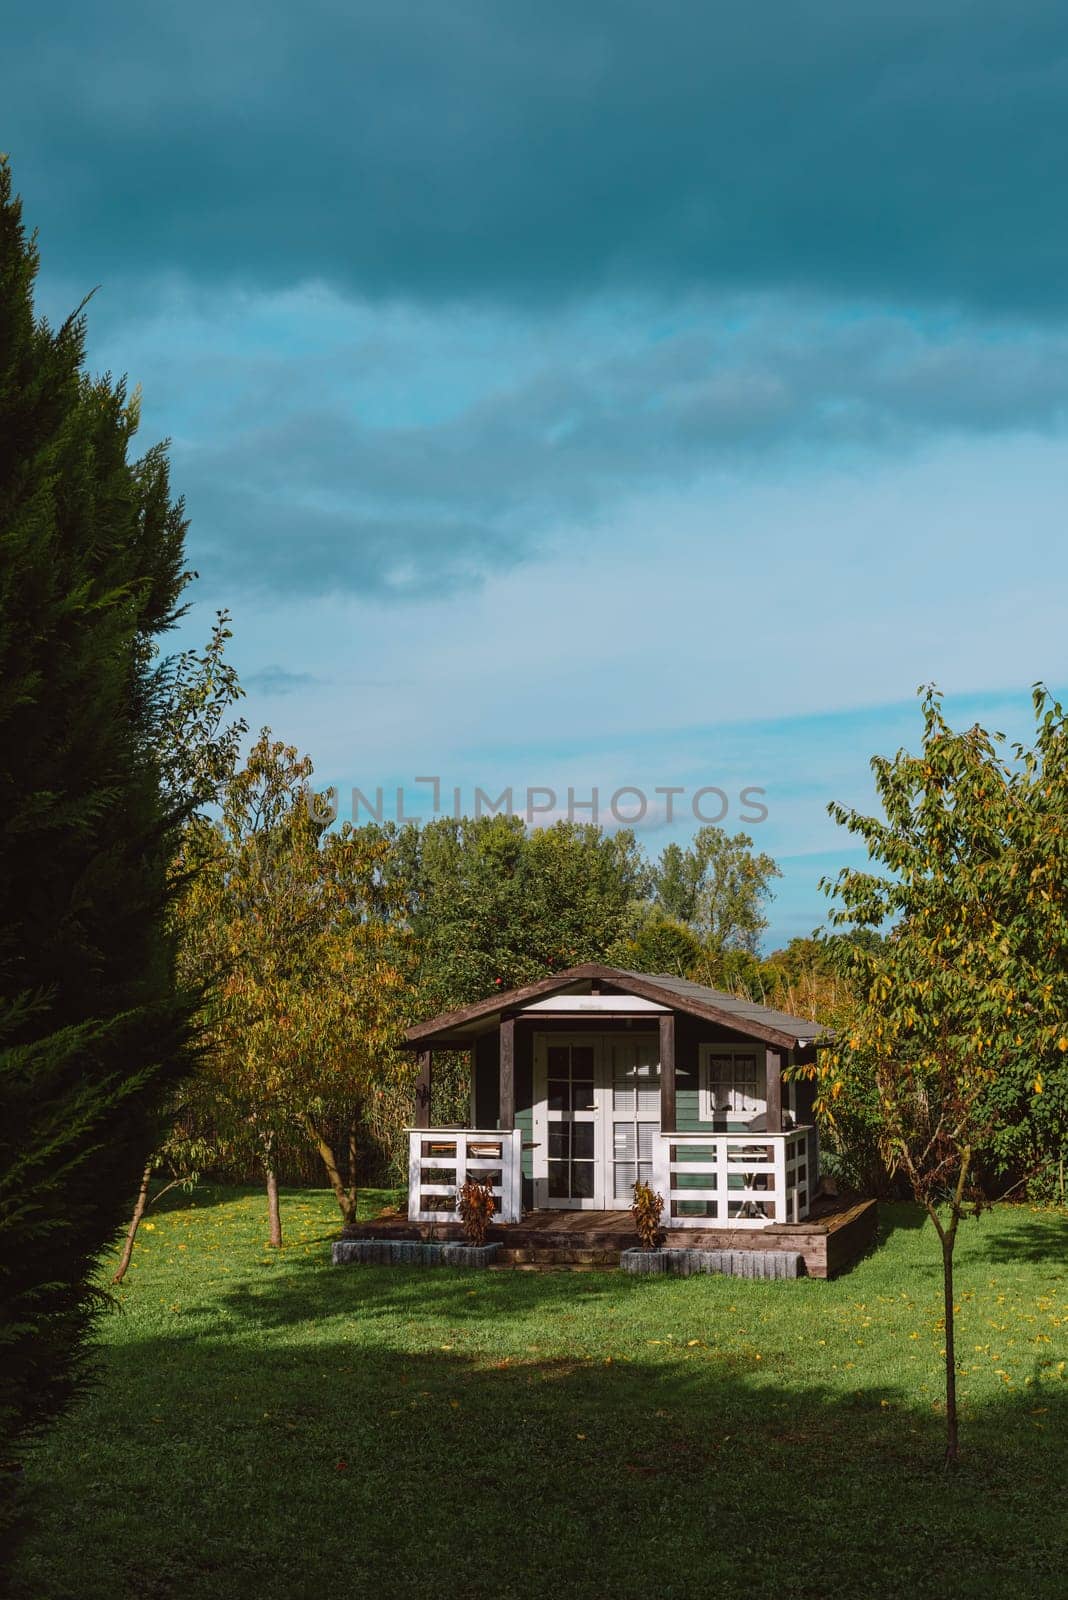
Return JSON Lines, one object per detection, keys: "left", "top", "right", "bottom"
{"left": 0, "top": 159, "right": 196, "bottom": 1519}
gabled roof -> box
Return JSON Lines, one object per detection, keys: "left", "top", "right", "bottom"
{"left": 404, "top": 962, "right": 829, "bottom": 1051}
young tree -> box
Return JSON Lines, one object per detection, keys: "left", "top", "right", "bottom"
{"left": 112, "top": 611, "right": 247, "bottom": 1282}
{"left": 814, "top": 688, "right": 1068, "bottom": 1464}
{"left": 0, "top": 161, "right": 197, "bottom": 1495}
{"left": 111, "top": 1113, "right": 217, "bottom": 1285}
{"left": 180, "top": 733, "right": 409, "bottom": 1232}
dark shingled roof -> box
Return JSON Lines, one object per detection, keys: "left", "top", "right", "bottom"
{"left": 404, "top": 962, "right": 830, "bottom": 1049}
{"left": 614, "top": 970, "right": 827, "bottom": 1043}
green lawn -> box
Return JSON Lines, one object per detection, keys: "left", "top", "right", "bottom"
{"left": 10, "top": 1189, "right": 1068, "bottom": 1600}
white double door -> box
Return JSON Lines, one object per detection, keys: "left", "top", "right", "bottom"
{"left": 532, "top": 1033, "right": 661, "bottom": 1210}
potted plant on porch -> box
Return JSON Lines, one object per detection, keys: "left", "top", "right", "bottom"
{"left": 440, "top": 1176, "right": 501, "bottom": 1267}
{"left": 332, "top": 1176, "right": 502, "bottom": 1268}
{"left": 621, "top": 1180, "right": 674, "bottom": 1274}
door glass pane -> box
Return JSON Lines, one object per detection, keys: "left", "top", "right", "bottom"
{"left": 572, "top": 1076, "right": 596, "bottom": 1111}
{"left": 548, "top": 1162, "right": 570, "bottom": 1198}
{"left": 572, "top": 1121, "right": 595, "bottom": 1160}
{"left": 547, "top": 1046, "right": 569, "bottom": 1073}
{"left": 548, "top": 1112, "right": 571, "bottom": 1199}
{"left": 572, "top": 1160, "right": 595, "bottom": 1199}
{"left": 547, "top": 1078, "right": 568, "bottom": 1111}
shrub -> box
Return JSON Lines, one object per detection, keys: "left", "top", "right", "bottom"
{"left": 631, "top": 1180, "right": 665, "bottom": 1251}
{"left": 456, "top": 1177, "right": 496, "bottom": 1247}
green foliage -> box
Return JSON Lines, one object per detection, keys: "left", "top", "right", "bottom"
{"left": 389, "top": 814, "right": 649, "bottom": 1013}
{"left": 155, "top": 609, "right": 247, "bottom": 812}
{"left": 813, "top": 686, "right": 1068, "bottom": 1459}
{"left": 631, "top": 1179, "right": 665, "bottom": 1250}
{"left": 178, "top": 732, "right": 411, "bottom": 1219}
{"left": 456, "top": 1177, "right": 495, "bottom": 1248}
{"left": 0, "top": 160, "right": 196, "bottom": 1490}
{"left": 652, "top": 827, "right": 781, "bottom": 955}
{"left": 611, "top": 911, "right": 704, "bottom": 977}
{"left": 819, "top": 687, "right": 1068, "bottom": 1200}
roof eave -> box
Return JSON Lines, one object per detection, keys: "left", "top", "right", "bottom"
{"left": 403, "top": 961, "right": 831, "bottom": 1052}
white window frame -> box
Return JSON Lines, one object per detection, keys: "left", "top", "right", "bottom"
{"left": 699, "top": 1045, "right": 764, "bottom": 1122}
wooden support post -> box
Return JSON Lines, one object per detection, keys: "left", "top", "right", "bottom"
{"left": 659, "top": 1012, "right": 676, "bottom": 1134}
{"left": 765, "top": 1045, "right": 784, "bottom": 1133}
{"left": 414, "top": 1049, "right": 432, "bottom": 1129}
{"left": 499, "top": 1017, "right": 515, "bottom": 1131}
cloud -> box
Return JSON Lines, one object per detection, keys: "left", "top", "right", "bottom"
{"left": 242, "top": 665, "right": 324, "bottom": 696}
{"left": 8, "top": 1, "right": 1068, "bottom": 316}
{"left": 135, "top": 287, "right": 1068, "bottom": 598}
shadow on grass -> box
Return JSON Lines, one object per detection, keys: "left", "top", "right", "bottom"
{"left": 11, "top": 1309, "right": 1068, "bottom": 1600}
{"left": 972, "top": 1206, "right": 1068, "bottom": 1268}
{"left": 874, "top": 1200, "right": 929, "bottom": 1240}
{"left": 193, "top": 1249, "right": 627, "bottom": 1331}
{"left": 872, "top": 1202, "right": 1068, "bottom": 1280}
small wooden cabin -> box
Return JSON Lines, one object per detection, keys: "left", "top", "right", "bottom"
{"left": 403, "top": 963, "right": 827, "bottom": 1233}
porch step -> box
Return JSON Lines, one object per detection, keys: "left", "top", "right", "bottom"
{"left": 495, "top": 1246, "right": 621, "bottom": 1267}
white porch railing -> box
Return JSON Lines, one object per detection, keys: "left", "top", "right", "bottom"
{"left": 407, "top": 1128, "right": 523, "bottom": 1224}
{"left": 652, "top": 1128, "right": 813, "bottom": 1228}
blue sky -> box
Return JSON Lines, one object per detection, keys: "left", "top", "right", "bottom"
{"left": 7, "top": 2, "right": 1068, "bottom": 945}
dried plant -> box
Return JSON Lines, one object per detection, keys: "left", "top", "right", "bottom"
{"left": 631, "top": 1180, "right": 665, "bottom": 1251}
{"left": 456, "top": 1177, "right": 496, "bottom": 1247}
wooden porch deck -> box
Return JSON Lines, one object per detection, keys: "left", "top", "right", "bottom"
{"left": 342, "top": 1194, "right": 878, "bottom": 1279}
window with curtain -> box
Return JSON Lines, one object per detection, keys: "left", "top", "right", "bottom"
{"left": 699, "top": 1048, "right": 762, "bottom": 1121}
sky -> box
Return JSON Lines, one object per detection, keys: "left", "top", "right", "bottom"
{"left": 6, "top": 1, "right": 1068, "bottom": 945}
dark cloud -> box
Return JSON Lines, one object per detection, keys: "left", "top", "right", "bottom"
{"left": 173, "top": 298, "right": 1068, "bottom": 597}
{"left": 8, "top": 1, "right": 1068, "bottom": 314}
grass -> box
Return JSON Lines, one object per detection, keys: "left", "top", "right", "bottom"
{"left": 9, "top": 1189, "right": 1068, "bottom": 1600}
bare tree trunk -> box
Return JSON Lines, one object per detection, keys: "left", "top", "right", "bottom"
{"left": 926, "top": 1151, "right": 969, "bottom": 1469}
{"left": 264, "top": 1136, "right": 283, "bottom": 1247}
{"left": 266, "top": 1166, "right": 282, "bottom": 1247}
{"left": 306, "top": 1119, "right": 357, "bottom": 1223}
{"left": 347, "top": 1116, "right": 359, "bottom": 1219}
{"left": 942, "top": 1227, "right": 959, "bottom": 1467}
{"left": 112, "top": 1159, "right": 153, "bottom": 1284}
